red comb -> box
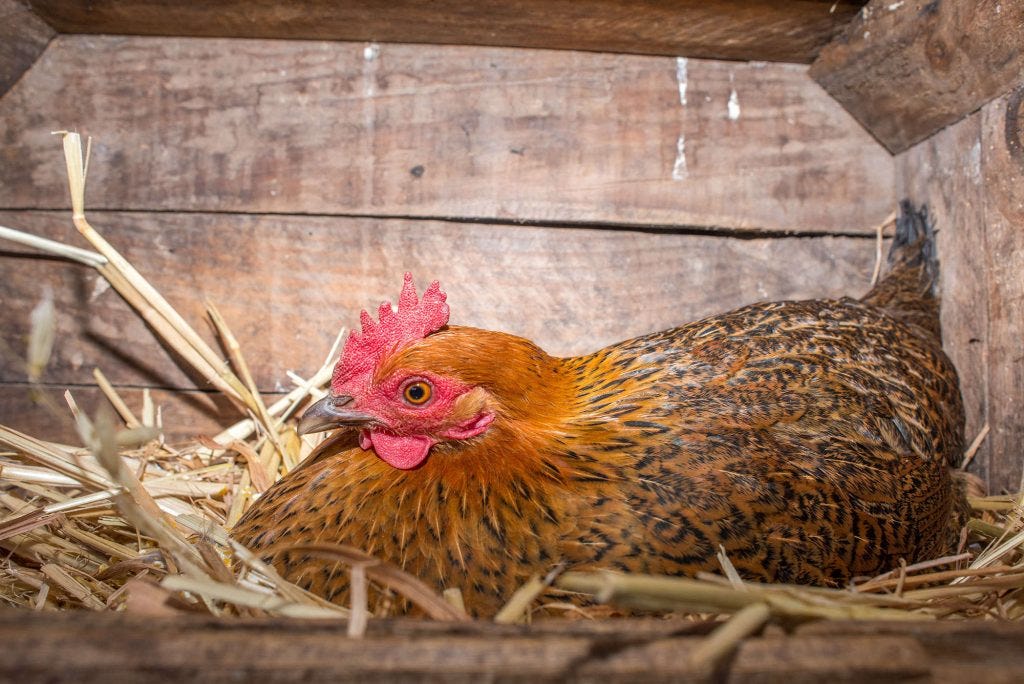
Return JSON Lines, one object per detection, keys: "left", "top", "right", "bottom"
{"left": 332, "top": 273, "right": 449, "bottom": 388}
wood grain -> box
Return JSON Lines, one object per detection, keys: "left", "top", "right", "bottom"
{"left": 12, "top": 611, "right": 1023, "bottom": 682}
{"left": 811, "top": 0, "right": 1024, "bottom": 154}
{"left": 0, "top": 211, "right": 878, "bottom": 396}
{"left": 896, "top": 85, "right": 1024, "bottom": 493}
{"left": 896, "top": 110, "right": 992, "bottom": 487}
{"left": 0, "top": 35, "right": 894, "bottom": 234}
{"left": 980, "top": 87, "right": 1024, "bottom": 493}
{"left": 27, "top": 0, "right": 867, "bottom": 64}
{"left": 0, "top": 0, "right": 54, "bottom": 98}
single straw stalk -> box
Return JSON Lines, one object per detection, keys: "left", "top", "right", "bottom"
{"left": 206, "top": 301, "right": 291, "bottom": 472}
{"left": 56, "top": 131, "right": 254, "bottom": 412}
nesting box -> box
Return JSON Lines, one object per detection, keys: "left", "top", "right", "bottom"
{"left": 1, "top": 0, "right": 1023, "bottom": 679}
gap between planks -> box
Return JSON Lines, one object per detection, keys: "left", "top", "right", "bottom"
{"left": 0, "top": 207, "right": 882, "bottom": 241}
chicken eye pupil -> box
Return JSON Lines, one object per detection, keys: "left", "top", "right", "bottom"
{"left": 403, "top": 381, "right": 431, "bottom": 405}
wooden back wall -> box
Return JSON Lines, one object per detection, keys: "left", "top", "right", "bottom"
{"left": 1, "top": 32, "right": 1018, "bottom": 492}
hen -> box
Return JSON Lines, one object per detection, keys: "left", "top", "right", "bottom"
{"left": 233, "top": 202, "right": 968, "bottom": 617}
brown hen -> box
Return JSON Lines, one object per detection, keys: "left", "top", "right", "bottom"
{"left": 233, "top": 202, "right": 968, "bottom": 617}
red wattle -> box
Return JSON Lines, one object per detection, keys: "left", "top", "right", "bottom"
{"left": 368, "top": 431, "right": 434, "bottom": 470}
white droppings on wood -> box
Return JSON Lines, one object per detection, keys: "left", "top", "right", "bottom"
{"left": 363, "top": 43, "right": 380, "bottom": 61}
{"left": 675, "top": 57, "right": 688, "bottom": 106}
{"left": 672, "top": 135, "right": 688, "bottom": 181}
{"left": 887, "top": 2, "right": 904, "bottom": 10}
{"left": 969, "top": 141, "right": 982, "bottom": 184}
{"left": 90, "top": 276, "right": 111, "bottom": 302}
{"left": 727, "top": 89, "right": 740, "bottom": 121}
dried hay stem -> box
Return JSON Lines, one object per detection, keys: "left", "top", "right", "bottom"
{"left": 161, "top": 575, "right": 344, "bottom": 619}
{"left": 40, "top": 563, "right": 106, "bottom": 610}
{"left": 495, "top": 563, "right": 565, "bottom": 624}
{"left": 57, "top": 131, "right": 254, "bottom": 411}
{"left": 0, "top": 223, "right": 106, "bottom": 267}
{"left": 0, "top": 426, "right": 111, "bottom": 491}
{"left": 557, "top": 572, "right": 929, "bottom": 622}
{"left": 869, "top": 209, "right": 897, "bottom": 286}
{"left": 961, "top": 423, "right": 991, "bottom": 470}
{"left": 92, "top": 368, "right": 141, "bottom": 429}
{"left": 688, "top": 602, "right": 771, "bottom": 671}
{"left": 95, "top": 262, "right": 248, "bottom": 409}
{"left": 90, "top": 409, "right": 207, "bottom": 578}
{"left": 275, "top": 543, "right": 470, "bottom": 622}
{"left": 207, "top": 301, "right": 290, "bottom": 470}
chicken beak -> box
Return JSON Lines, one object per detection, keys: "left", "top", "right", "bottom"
{"left": 297, "top": 395, "right": 377, "bottom": 435}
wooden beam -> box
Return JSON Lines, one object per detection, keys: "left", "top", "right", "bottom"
{"left": 27, "top": 0, "right": 866, "bottom": 64}
{"left": 811, "top": 0, "right": 1024, "bottom": 154}
{"left": 0, "top": 35, "right": 894, "bottom": 234}
{"left": 0, "top": 0, "right": 54, "bottom": 98}
{"left": 896, "top": 84, "right": 1024, "bottom": 493}
{"left": 0, "top": 210, "right": 878, "bottom": 394}
{"left": 9, "top": 611, "right": 1024, "bottom": 681}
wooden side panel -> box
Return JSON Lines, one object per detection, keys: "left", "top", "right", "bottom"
{"left": 980, "top": 87, "right": 1024, "bottom": 493}
{"left": 0, "top": 35, "right": 894, "bottom": 234}
{"left": 27, "top": 0, "right": 867, "bottom": 64}
{"left": 0, "top": 0, "right": 54, "bottom": 98}
{"left": 897, "top": 85, "right": 1024, "bottom": 493}
{"left": 896, "top": 110, "right": 991, "bottom": 484}
{"left": 812, "top": 0, "right": 1024, "bottom": 154}
{"left": 0, "top": 210, "right": 878, "bottom": 392}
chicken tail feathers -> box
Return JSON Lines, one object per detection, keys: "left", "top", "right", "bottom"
{"left": 888, "top": 200, "right": 938, "bottom": 287}
{"left": 861, "top": 201, "right": 942, "bottom": 338}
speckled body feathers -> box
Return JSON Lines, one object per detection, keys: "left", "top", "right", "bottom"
{"left": 233, "top": 203, "right": 967, "bottom": 616}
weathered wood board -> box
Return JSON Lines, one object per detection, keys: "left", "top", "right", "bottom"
{"left": 0, "top": 35, "right": 894, "bottom": 233}
{"left": 0, "top": 0, "right": 53, "bottom": 98}
{"left": 27, "top": 0, "right": 867, "bottom": 64}
{"left": 3, "top": 611, "right": 1024, "bottom": 682}
{"left": 812, "top": 0, "right": 1024, "bottom": 154}
{"left": 897, "top": 86, "right": 1024, "bottom": 493}
{"left": 0, "top": 210, "right": 879, "bottom": 392}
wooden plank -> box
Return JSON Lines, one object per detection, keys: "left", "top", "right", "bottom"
{"left": 16, "top": 612, "right": 1024, "bottom": 682}
{"left": 27, "top": 0, "right": 867, "bottom": 64}
{"left": 0, "top": 35, "right": 894, "bottom": 234}
{"left": 0, "top": 0, "right": 54, "bottom": 98}
{"left": 895, "top": 110, "right": 992, "bottom": 486}
{"left": 799, "top": 620, "right": 1024, "bottom": 683}
{"left": 811, "top": 0, "right": 1024, "bottom": 154}
{"left": 896, "top": 85, "right": 1024, "bottom": 493}
{"left": 979, "top": 86, "right": 1024, "bottom": 493}
{"left": 0, "top": 210, "right": 878, "bottom": 394}
{"left": 0, "top": 384, "right": 255, "bottom": 445}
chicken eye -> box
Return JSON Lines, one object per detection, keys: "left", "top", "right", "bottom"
{"left": 403, "top": 381, "right": 432, "bottom": 406}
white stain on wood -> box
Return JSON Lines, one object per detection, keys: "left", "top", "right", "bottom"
{"left": 89, "top": 276, "right": 111, "bottom": 302}
{"left": 675, "top": 57, "right": 688, "bottom": 106}
{"left": 969, "top": 141, "right": 982, "bottom": 184}
{"left": 672, "top": 135, "right": 688, "bottom": 180}
{"left": 727, "top": 89, "right": 740, "bottom": 121}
